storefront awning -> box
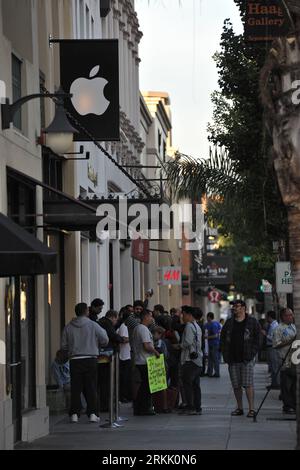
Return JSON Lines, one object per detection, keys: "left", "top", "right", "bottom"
{"left": 7, "top": 166, "right": 171, "bottom": 235}
{"left": 0, "top": 212, "right": 57, "bottom": 277}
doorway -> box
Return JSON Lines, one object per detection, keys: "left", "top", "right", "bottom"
{"left": 5, "top": 276, "right": 36, "bottom": 443}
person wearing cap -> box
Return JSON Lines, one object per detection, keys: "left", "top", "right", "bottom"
{"left": 220, "top": 300, "right": 260, "bottom": 418}
{"left": 89, "top": 298, "right": 104, "bottom": 322}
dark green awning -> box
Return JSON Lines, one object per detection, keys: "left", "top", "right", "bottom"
{"left": 0, "top": 212, "right": 57, "bottom": 277}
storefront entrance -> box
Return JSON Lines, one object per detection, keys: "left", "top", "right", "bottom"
{"left": 5, "top": 276, "right": 36, "bottom": 443}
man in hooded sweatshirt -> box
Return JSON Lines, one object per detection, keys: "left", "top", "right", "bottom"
{"left": 61, "top": 302, "right": 108, "bottom": 423}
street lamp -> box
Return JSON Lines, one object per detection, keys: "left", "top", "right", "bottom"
{"left": 43, "top": 92, "right": 78, "bottom": 155}
{"left": 1, "top": 87, "right": 77, "bottom": 154}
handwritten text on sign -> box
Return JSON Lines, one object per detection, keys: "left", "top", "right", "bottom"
{"left": 147, "top": 354, "right": 168, "bottom": 394}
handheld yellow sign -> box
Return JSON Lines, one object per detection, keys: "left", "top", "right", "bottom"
{"left": 147, "top": 354, "right": 167, "bottom": 394}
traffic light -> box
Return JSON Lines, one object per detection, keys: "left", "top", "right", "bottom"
{"left": 182, "top": 274, "right": 190, "bottom": 296}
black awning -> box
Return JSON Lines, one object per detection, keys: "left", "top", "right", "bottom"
{"left": 0, "top": 212, "right": 57, "bottom": 277}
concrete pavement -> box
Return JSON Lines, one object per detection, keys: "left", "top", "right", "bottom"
{"left": 17, "top": 363, "right": 296, "bottom": 450}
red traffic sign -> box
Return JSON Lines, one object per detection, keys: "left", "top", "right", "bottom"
{"left": 208, "top": 289, "right": 221, "bottom": 303}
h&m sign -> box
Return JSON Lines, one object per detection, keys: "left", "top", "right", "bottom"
{"left": 245, "top": 1, "right": 290, "bottom": 42}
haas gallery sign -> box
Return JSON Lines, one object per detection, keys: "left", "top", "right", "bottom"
{"left": 245, "top": 1, "right": 290, "bottom": 42}
{"left": 59, "top": 39, "right": 119, "bottom": 141}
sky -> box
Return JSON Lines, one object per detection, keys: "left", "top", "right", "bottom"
{"left": 135, "top": 0, "right": 243, "bottom": 158}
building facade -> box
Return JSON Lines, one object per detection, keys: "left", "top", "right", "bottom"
{"left": 0, "top": 0, "right": 184, "bottom": 449}
{"left": 0, "top": 0, "right": 76, "bottom": 449}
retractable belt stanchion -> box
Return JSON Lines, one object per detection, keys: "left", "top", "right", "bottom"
{"left": 100, "top": 354, "right": 123, "bottom": 428}
{"left": 115, "top": 351, "right": 128, "bottom": 423}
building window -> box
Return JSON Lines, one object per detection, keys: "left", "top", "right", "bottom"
{"left": 86, "top": 6, "right": 90, "bottom": 38}
{"left": 91, "top": 17, "right": 95, "bottom": 38}
{"left": 12, "top": 54, "right": 22, "bottom": 130}
{"left": 39, "top": 71, "right": 46, "bottom": 129}
{"left": 163, "top": 140, "right": 167, "bottom": 162}
{"left": 79, "top": 0, "right": 84, "bottom": 38}
{"left": 158, "top": 131, "right": 162, "bottom": 154}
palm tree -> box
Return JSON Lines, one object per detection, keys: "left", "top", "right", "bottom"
{"left": 167, "top": 147, "right": 243, "bottom": 202}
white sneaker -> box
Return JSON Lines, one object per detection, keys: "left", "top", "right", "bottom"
{"left": 89, "top": 413, "right": 100, "bottom": 423}
{"left": 70, "top": 414, "right": 78, "bottom": 423}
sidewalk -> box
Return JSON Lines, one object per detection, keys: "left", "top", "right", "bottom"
{"left": 17, "top": 364, "right": 296, "bottom": 450}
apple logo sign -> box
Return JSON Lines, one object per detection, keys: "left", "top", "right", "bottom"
{"left": 70, "top": 65, "right": 110, "bottom": 116}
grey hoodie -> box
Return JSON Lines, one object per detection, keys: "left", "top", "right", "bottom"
{"left": 61, "top": 316, "right": 108, "bottom": 358}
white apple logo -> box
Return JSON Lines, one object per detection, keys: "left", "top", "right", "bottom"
{"left": 70, "top": 65, "right": 110, "bottom": 116}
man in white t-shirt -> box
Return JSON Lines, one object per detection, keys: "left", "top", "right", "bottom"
{"left": 117, "top": 311, "right": 132, "bottom": 402}
{"left": 132, "top": 310, "right": 160, "bottom": 416}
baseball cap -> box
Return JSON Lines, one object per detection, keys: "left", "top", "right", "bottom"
{"left": 231, "top": 300, "right": 246, "bottom": 308}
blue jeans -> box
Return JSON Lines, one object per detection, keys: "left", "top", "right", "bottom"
{"left": 208, "top": 344, "right": 220, "bottom": 376}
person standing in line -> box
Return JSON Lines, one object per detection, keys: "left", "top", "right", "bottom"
{"left": 179, "top": 306, "right": 203, "bottom": 416}
{"left": 219, "top": 318, "right": 225, "bottom": 363}
{"left": 117, "top": 308, "right": 132, "bottom": 403}
{"left": 97, "top": 310, "right": 125, "bottom": 412}
{"left": 205, "top": 312, "right": 222, "bottom": 378}
{"left": 261, "top": 311, "right": 280, "bottom": 390}
{"left": 132, "top": 310, "right": 160, "bottom": 416}
{"left": 220, "top": 300, "right": 260, "bottom": 418}
{"left": 89, "top": 298, "right": 104, "bottom": 322}
{"left": 61, "top": 303, "right": 108, "bottom": 423}
{"left": 273, "top": 308, "right": 297, "bottom": 414}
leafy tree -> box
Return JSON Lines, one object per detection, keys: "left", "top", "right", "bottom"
{"left": 167, "top": 1, "right": 288, "bottom": 295}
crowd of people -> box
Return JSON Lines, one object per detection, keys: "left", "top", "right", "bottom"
{"left": 51, "top": 297, "right": 297, "bottom": 423}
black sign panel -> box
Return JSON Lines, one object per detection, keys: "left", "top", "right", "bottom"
{"left": 245, "top": 0, "right": 290, "bottom": 42}
{"left": 193, "top": 255, "right": 233, "bottom": 285}
{"left": 60, "top": 39, "right": 119, "bottom": 141}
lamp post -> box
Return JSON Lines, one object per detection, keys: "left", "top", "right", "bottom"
{"left": 1, "top": 87, "right": 77, "bottom": 154}
{"left": 43, "top": 91, "right": 78, "bottom": 155}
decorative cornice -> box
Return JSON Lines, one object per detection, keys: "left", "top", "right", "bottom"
{"left": 119, "top": 20, "right": 126, "bottom": 32}
{"left": 123, "top": 30, "right": 130, "bottom": 41}
{"left": 113, "top": 7, "right": 121, "bottom": 20}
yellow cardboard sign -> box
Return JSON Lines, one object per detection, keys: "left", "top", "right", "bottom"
{"left": 147, "top": 354, "right": 167, "bottom": 394}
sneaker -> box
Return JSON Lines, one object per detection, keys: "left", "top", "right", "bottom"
{"left": 177, "top": 403, "right": 187, "bottom": 410}
{"left": 70, "top": 414, "right": 78, "bottom": 423}
{"left": 177, "top": 407, "right": 188, "bottom": 414}
{"left": 185, "top": 410, "right": 202, "bottom": 416}
{"left": 89, "top": 413, "right": 100, "bottom": 423}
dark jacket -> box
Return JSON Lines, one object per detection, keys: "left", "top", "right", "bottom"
{"left": 171, "top": 316, "right": 185, "bottom": 338}
{"left": 98, "top": 317, "right": 124, "bottom": 352}
{"left": 220, "top": 314, "right": 261, "bottom": 364}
